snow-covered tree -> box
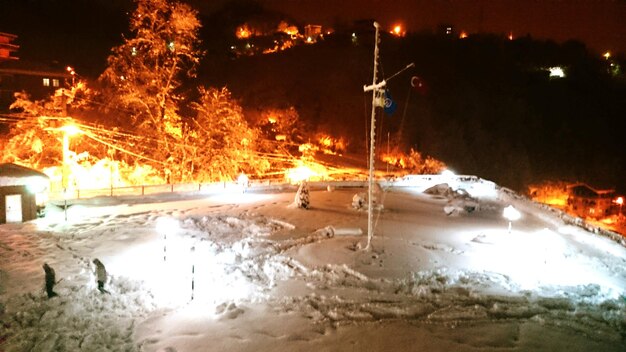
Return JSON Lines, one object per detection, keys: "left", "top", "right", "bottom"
{"left": 1, "top": 84, "right": 92, "bottom": 167}
{"left": 188, "top": 87, "right": 267, "bottom": 181}
{"left": 99, "top": 0, "right": 202, "bottom": 177}
{"left": 294, "top": 181, "right": 310, "bottom": 209}
{"left": 257, "top": 107, "right": 304, "bottom": 146}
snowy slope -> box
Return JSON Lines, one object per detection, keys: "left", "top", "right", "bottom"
{"left": 0, "top": 180, "right": 624, "bottom": 352}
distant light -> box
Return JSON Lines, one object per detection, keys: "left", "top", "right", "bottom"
{"left": 548, "top": 66, "right": 565, "bottom": 78}
{"left": 459, "top": 31, "right": 468, "bottom": 39}
{"left": 503, "top": 205, "right": 521, "bottom": 221}
{"left": 286, "top": 165, "right": 315, "bottom": 183}
{"left": 508, "top": 31, "right": 513, "bottom": 40}
{"left": 60, "top": 124, "right": 81, "bottom": 136}
{"left": 391, "top": 25, "right": 404, "bottom": 37}
{"left": 156, "top": 217, "right": 179, "bottom": 234}
{"left": 603, "top": 51, "right": 611, "bottom": 60}
{"left": 441, "top": 169, "right": 455, "bottom": 177}
{"left": 503, "top": 205, "right": 521, "bottom": 234}
{"left": 26, "top": 176, "right": 48, "bottom": 194}
{"left": 616, "top": 197, "right": 624, "bottom": 205}
{"left": 237, "top": 173, "right": 249, "bottom": 187}
{"left": 306, "top": 36, "right": 313, "bottom": 43}
{"left": 167, "top": 41, "right": 175, "bottom": 52}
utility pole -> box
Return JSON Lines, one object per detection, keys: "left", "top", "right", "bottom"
{"left": 362, "top": 22, "right": 414, "bottom": 250}
{"left": 363, "top": 22, "right": 386, "bottom": 251}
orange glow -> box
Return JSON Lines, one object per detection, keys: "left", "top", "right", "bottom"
{"left": 390, "top": 24, "right": 405, "bottom": 37}
{"left": 286, "top": 165, "right": 315, "bottom": 183}
{"left": 267, "top": 116, "right": 277, "bottom": 124}
{"left": 315, "top": 134, "right": 346, "bottom": 155}
{"left": 459, "top": 31, "right": 468, "bottom": 39}
{"left": 603, "top": 51, "right": 611, "bottom": 60}
{"left": 380, "top": 149, "right": 446, "bottom": 174}
{"left": 236, "top": 25, "right": 252, "bottom": 39}
{"left": 43, "top": 157, "right": 166, "bottom": 194}
{"left": 508, "top": 31, "right": 514, "bottom": 40}
{"left": 285, "top": 160, "right": 330, "bottom": 184}
{"left": 528, "top": 182, "right": 569, "bottom": 208}
{"left": 616, "top": 197, "right": 624, "bottom": 205}
{"left": 60, "top": 124, "right": 81, "bottom": 136}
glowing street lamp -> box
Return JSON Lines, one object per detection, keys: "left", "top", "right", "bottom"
{"left": 60, "top": 124, "right": 81, "bottom": 189}
{"left": 66, "top": 66, "right": 76, "bottom": 85}
{"left": 59, "top": 124, "right": 81, "bottom": 221}
{"left": 237, "top": 172, "right": 249, "bottom": 193}
{"left": 616, "top": 196, "right": 624, "bottom": 219}
{"left": 503, "top": 205, "right": 521, "bottom": 233}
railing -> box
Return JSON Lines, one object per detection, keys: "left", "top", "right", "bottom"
{"left": 46, "top": 174, "right": 491, "bottom": 202}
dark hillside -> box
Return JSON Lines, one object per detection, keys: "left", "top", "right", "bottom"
{"left": 200, "top": 34, "right": 374, "bottom": 148}
{"left": 200, "top": 33, "right": 626, "bottom": 192}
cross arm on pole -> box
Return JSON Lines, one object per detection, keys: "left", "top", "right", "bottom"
{"left": 363, "top": 80, "right": 387, "bottom": 92}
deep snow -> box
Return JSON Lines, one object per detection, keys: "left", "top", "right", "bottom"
{"left": 1, "top": 178, "right": 625, "bottom": 351}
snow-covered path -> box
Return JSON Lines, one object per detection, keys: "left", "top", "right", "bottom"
{"left": 1, "top": 185, "right": 625, "bottom": 351}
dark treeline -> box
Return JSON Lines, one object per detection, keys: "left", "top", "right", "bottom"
{"left": 201, "top": 30, "right": 626, "bottom": 193}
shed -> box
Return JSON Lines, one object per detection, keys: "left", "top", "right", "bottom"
{"left": 0, "top": 163, "right": 49, "bottom": 224}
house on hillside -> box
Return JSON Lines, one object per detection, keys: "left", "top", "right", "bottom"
{"left": 0, "top": 32, "right": 72, "bottom": 113}
{"left": 0, "top": 32, "right": 19, "bottom": 61}
{"left": 566, "top": 183, "right": 615, "bottom": 219}
{"left": 304, "top": 25, "right": 323, "bottom": 43}
{"left": 0, "top": 163, "right": 49, "bottom": 224}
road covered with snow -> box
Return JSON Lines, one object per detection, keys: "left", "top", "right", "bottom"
{"left": 1, "top": 178, "right": 625, "bottom": 351}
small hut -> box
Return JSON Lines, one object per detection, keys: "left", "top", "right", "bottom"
{"left": 0, "top": 163, "right": 49, "bottom": 223}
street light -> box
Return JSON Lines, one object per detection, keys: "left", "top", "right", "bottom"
{"left": 503, "top": 205, "right": 521, "bottom": 233}
{"left": 60, "top": 124, "right": 81, "bottom": 190}
{"left": 59, "top": 124, "right": 81, "bottom": 221}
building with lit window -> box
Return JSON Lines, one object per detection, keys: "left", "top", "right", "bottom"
{"left": 0, "top": 32, "right": 72, "bottom": 113}
{"left": 566, "top": 183, "right": 615, "bottom": 219}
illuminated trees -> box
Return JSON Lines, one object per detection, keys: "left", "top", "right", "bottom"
{"left": 99, "top": 0, "right": 202, "bottom": 178}
{"left": 188, "top": 87, "right": 266, "bottom": 181}
{"left": 1, "top": 84, "right": 91, "bottom": 167}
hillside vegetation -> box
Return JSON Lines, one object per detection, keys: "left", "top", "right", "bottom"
{"left": 201, "top": 31, "right": 626, "bottom": 192}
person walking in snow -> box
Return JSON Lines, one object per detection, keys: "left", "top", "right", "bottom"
{"left": 42, "top": 263, "right": 58, "bottom": 298}
{"left": 93, "top": 258, "right": 109, "bottom": 293}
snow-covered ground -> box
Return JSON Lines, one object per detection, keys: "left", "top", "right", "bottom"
{"left": 1, "top": 178, "right": 625, "bottom": 351}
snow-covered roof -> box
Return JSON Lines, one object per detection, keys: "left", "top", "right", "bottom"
{"left": 0, "top": 163, "right": 49, "bottom": 187}
{"left": 567, "top": 182, "right": 615, "bottom": 198}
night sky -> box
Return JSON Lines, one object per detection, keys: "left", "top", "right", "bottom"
{"left": 2, "top": 0, "right": 625, "bottom": 71}
{"left": 259, "top": 0, "right": 626, "bottom": 55}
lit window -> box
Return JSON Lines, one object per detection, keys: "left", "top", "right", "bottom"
{"left": 43, "top": 78, "right": 50, "bottom": 86}
{"left": 52, "top": 79, "right": 60, "bottom": 87}
{"left": 548, "top": 67, "right": 565, "bottom": 78}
